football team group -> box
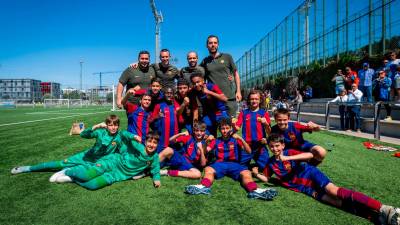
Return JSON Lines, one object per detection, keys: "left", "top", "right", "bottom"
{"left": 11, "top": 35, "right": 399, "bottom": 225}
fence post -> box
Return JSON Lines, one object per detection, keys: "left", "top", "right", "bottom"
{"left": 374, "top": 102, "right": 381, "bottom": 140}
{"left": 325, "top": 102, "right": 330, "bottom": 130}
{"left": 296, "top": 103, "right": 302, "bottom": 122}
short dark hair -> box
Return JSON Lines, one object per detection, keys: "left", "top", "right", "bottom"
{"left": 206, "top": 35, "right": 219, "bottom": 45}
{"left": 190, "top": 72, "right": 204, "bottom": 82}
{"left": 274, "top": 108, "right": 290, "bottom": 118}
{"left": 218, "top": 117, "right": 232, "bottom": 130}
{"left": 177, "top": 78, "right": 189, "bottom": 87}
{"left": 138, "top": 50, "right": 150, "bottom": 59}
{"left": 146, "top": 131, "right": 160, "bottom": 142}
{"left": 160, "top": 49, "right": 170, "bottom": 55}
{"left": 267, "top": 133, "right": 284, "bottom": 144}
{"left": 151, "top": 77, "right": 162, "bottom": 85}
{"left": 105, "top": 114, "right": 120, "bottom": 126}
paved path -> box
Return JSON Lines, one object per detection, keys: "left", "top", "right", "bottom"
{"left": 328, "top": 129, "right": 400, "bottom": 145}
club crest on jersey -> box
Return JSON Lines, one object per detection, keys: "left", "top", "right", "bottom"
{"left": 288, "top": 132, "right": 296, "bottom": 141}
{"left": 111, "top": 141, "right": 116, "bottom": 146}
{"left": 146, "top": 161, "right": 151, "bottom": 165}
{"left": 283, "top": 161, "right": 291, "bottom": 170}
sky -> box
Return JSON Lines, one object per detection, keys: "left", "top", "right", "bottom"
{"left": 0, "top": 0, "right": 303, "bottom": 89}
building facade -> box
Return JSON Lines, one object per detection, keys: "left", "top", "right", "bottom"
{"left": 0, "top": 79, "right": 42, "bottom": 102}
{"left": 40, "top": 82, "right": 61, "bottom": 99}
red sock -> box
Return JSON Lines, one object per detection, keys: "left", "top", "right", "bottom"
{"left": 245, "top": 182, "right": 258, "bottom": 192}
{"left": 337, "top": 187, "right": 382, "bottom": 211}
{"left": 200, "top": 178, "right": 212, "bottom": 188}
{"left": 167, "top": 170, "right": 179, "bottom": 177}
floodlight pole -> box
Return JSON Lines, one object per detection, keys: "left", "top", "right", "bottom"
{"left": 80, "top": 58, "right": 84, "bottom": 99}
{"left": 150, "top": 0, "right": 163, "bottom": 63}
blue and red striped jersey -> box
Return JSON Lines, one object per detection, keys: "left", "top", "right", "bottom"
{"left": 152, "top": 102, "right": 179, "bottom": 149}
{"left": 175, "top": 135, "right": 206, "bottom": 165}
{"left": 264, "top": 149, "right": 314, "bottom": 193}
{"left": 235, "top": 109, "right": 270, "bottom": 143}
{"left": 271, "top": 122, "right": 313, "bottom": 149}
{"left": 208, "top": 137, "right": 244, "bottom": 162}
{"left": 124, "top": 102, "right": 152, "bottom": 143}
{"left": 191, "top": 83, "right": 226, "bottom": 116}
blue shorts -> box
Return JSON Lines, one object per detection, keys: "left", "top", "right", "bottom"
{"left": 300, "top": 141, "right": 317, "bottom": 152}
{"left": 294, "top": 166, "right": 331, "bottom": 201}
{"left": 210, "top": 162, "right": 248, "bottom": 181}
{"left": 162, "top": 152, "right": 194, "bottom": 171}
{"left": 240, "top": 143, "right": 269, "bottom": 169}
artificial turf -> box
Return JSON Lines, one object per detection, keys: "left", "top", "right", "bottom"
{"left": 0, "top": 107, "right": 399, "bottom": 225}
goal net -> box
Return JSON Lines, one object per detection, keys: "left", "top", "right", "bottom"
{"left": 44, "top": 99, "right": 83, "bottom": 108}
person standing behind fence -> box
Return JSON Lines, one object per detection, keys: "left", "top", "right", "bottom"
{"left": 330, "top": 89, "right": 348, "bottom": 131}
{"left": 331, "top": 69, "right": 346, "bottom": 95}
{"left": 358, "top": 63, "right": 374, "bottom": 103}
{"left": 394, "top": 65, "right": 400, "bottom": 103}
{"left": 344, "top": 67, "right": 359, "bottom": 91}
{"left": 346, "top": 84, "right": 363, "bottom": 132}
{"left": 373, "top": 70, "right": 392, "bottom": 121}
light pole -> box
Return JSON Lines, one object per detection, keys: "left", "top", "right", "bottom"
{"left": 80, "top": 58, "right": 84, "bottom": 99}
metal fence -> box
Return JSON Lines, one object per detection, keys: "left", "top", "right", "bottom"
{"left": 237, "top": 0, "right": 400, "bottom": 89}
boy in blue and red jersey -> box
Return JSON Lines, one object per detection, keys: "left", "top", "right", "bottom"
{"left": 264, "top": 134, "right": 400, "bottom": 225}
{"left": 271, "top": 108, "right": 327, "bottom": 165}
{"left": 189, "top": 73, "right": 228, "bottom": 136}
{"left": 122, "top": 90, "right": 153, "bottom": 144}
{"left": 175, "top": 78, "right": 198, "bottom": 133}
{"left": 185, "top": 118, "right": 277, "bottom": 200}
{"left": 134, "top": 77, "right": 164, "bottom": 111}
{"left": 157, "top": 122, "right": 209, "bottom": 179}
{"left": 152, "top": 87, "right": 179, "bottom": 153}
{"left": 233, "top": 89, "right": 271, "bottom": 182}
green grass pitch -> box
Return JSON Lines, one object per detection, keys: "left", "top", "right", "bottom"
{"left": 0, "top": 106, "right": 399, "bottom": 225}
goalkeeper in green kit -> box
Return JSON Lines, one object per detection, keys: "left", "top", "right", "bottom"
{"left": 11, "top": 115, "right": 133, "bottom": 182}
{"left": 57, "top": 131, "right": 161, "bottom": 190}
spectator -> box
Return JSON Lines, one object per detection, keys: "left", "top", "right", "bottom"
{"left": 304, "top": 86, "right": 313, "bottom": 101}
{"left": 330, "top": 89, "right": 348, "bottom": 131}
{"left": 344, "top": 67, "right": 359, "bottom": 91}
{"left": 346, "top": 84, "right": 363, "bottom": 132}
{"left": 293, "top": 89, "right": 303, "bottom": 104}
{"left": 394, "top": 65, "right": 400, "bottom": 103}
{"left": 358, "top": 63, "right": 374, "bottom": 103}
{"left": 331, "top": 69, "right": 346, "bottom": 95}
{"left": 386, "top": 51, "right": 400, "bottom": 70}
{"left": 373, "top": 70, "right": 392, "bottom": 121}
{"left": 375, "top": 59, "right": 390, "bottom": 80}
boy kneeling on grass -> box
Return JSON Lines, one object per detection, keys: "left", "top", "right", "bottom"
{"left": 53, "top": 131, "right": 161, "bottom": 190}
{"left": 263, "top": 133, "right": 399, "bottom": 225}
{"left": 184, "top": 118, "right": 277, "bottom": 200}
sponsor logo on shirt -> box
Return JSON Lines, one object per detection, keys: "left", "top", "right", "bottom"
{"left": 220, "top": 59, "right": 225, "bottom": 64}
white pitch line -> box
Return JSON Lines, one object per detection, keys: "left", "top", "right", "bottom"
{"left": 0, "top": 111, "right": 112, "bottom": 127}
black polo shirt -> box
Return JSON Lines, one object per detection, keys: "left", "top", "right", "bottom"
{"left": 119, "top": 65, "right": 155, "bottom": 104}
{"left": 152, "top": 63, "right": 179, "bottom": 90}
{"left": 180, "top": 65, "right": 205, "bottom": 85}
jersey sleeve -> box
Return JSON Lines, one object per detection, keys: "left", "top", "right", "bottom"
{"left": 176, "top": 135, "right": 191, "bottom": 144}
{"left": 124, "top": 102, "right": 138, "bottom": 114}
{"left": 210, "top": 84, "right": 223, "bottom": 94}
{"left": 118, "top": 68, "right": 132, "bottom": 85}
{"left": 150, "top": 153, "right": 161, "bottom": 181}
{"left": 236, "top": 110, "right": 244, "bottom": 127}
{"left": 80, "top": 128, "right": 100, "bottom": 139}
{"left": 236, "top": 138, "right": 245, "bottom": 150}
{"left": 134, "top": 89, "right": 147, "bottom": 96}
{"left": 263, "top": 111, "right": 271, "bottom": 124}
{"left": 294, "top": 122, "right": 313, "bottom": 133}
{"left": 287, "top": 149, "right": 304, "bottom": 156}
{"left": 120, "top": 130, "right": 135, "bottom": 142}
{"left": 227, "top": 54, "right": 237, "bottom": 72}
{"left": 207, "top": 139, "right": 216, "bottom": 152}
